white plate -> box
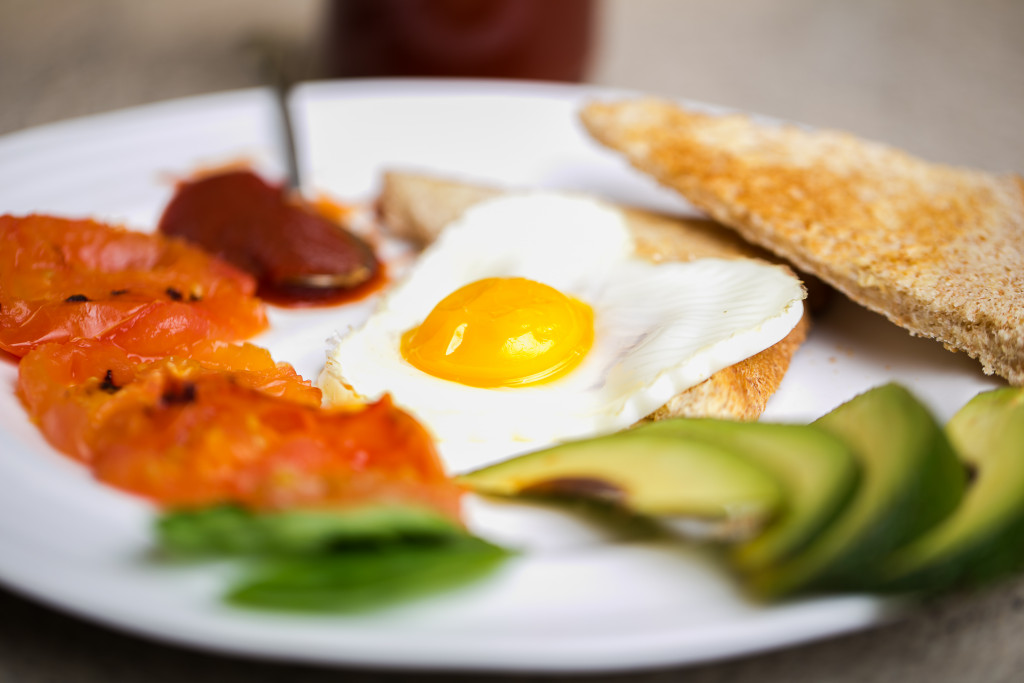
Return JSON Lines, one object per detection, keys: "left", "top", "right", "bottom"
{"left": 0, "top": 80, "right": 1004, "bottom": 674}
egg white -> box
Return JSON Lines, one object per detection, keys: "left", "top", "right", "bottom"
{"left": 319, "top": 193, "right": 805, "bottom": 473}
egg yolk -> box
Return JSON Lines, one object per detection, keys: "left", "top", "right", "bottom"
{"left": 401, "top": 277, "right": 593, "bottom": 388}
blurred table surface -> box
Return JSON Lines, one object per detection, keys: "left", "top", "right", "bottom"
{"left": 1, "top": 1, "right": 1023, "bottom": 681}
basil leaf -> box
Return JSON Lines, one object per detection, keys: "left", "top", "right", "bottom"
{"left": 157, "top": 504, "right": 466, "bottom": 557}
{"left": 227, "top": 535, "right": 510, "bottom": 612}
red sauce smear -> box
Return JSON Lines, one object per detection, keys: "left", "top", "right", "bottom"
{"left": 158, "top": 170, "right": 384, "bottom": 307}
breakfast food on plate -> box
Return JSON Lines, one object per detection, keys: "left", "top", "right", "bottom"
{"left": 627, "top": 419, "right": 859, "bottom": 572}
{"left": 94, "top": 384, "right": 459, "bottom": 514}
{"left": 8, "top": 101, "right": 1023, "bottom": 616}
{"left": 380, "top": 169, "right": 772, "bottom": 259}
{"left": 753, "top": 383, "right": 964, "bottom": 598}
{"left": 13, "top": 327, "right": 463, "bottom": 517}
{"left": 1, "top": 211, "right": 465, "bottom": 518}
{"left": 462, "top": 383, "right": 978, "bottom": 599}
{"left": 4, "top": 210, "right": 502, "bottom": 612}
{"left": 580, "top": 99, "right": 1024, "bottom": 385}
{"left": 157, "top": 504, "right": 508, "bottom": 613}
{"left": 3, "top": 210, "right": 462, "bottom": 519}
{"left": 158, "top": 169, "right": 383, "bottom": 307}
{"left": 17, "top": 339, "right": 321, "bottom": 462}
{"left": 18, "top": 336, "right": 461, "bottom": 516}
{"left": 0, "top": 213, "right": 267, "bottom": 358}
{"left": 458, "top": 426, "right": 790, "bottom": 540}
{"left": 321, "top": 189, "right": 807, "bottom": 472}
{"left": 881, "top": 386, "right": 1024, "bottom": 592}
{"left": 376, "top": 171, "right": 811, "bottom": 424}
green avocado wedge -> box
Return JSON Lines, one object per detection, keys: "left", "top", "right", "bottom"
{"left": 458, "top": 432, "right": 784, "bottom": 535}
{"left": 878, "top": 387, "right": 1024, "bottom": 592}
{"left": 748, "top": 384, "right": 967, "bottom": 599}
{"left": 632, "top": 419, "right": 860, "bottom": 573}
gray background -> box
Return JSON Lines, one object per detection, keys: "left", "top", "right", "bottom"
{"left": 1, "top": 1, "right": 1023, "bottom": 681}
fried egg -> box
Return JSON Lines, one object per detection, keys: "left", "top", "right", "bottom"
{"left": 319, "top": 193, "right": 805, "bottom": 472}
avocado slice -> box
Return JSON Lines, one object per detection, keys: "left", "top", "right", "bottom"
{"left": 632, "top": 419, "right": 859, "bottom": 573}
{"left": 458, "top": 432, "right": 783, "bottom": 535}
{"left": 749, "top": 384, "right": 966, "bottom": 598}
{"left": 878, "top": 387, "right": 1024, "bottom": 591}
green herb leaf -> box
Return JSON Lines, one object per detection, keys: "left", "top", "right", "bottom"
{"left": 227, "top": 535, "right": 510, "bottom": 612}
{"left": 157, "top": 504, "right": 466, "bottom": 557}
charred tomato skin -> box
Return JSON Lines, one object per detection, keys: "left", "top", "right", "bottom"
{"left": 17, "top": 340, "right": 460, "bottom": 522}
{"left": 0, "top": 214, "right": 267, "bottom": 358}
{"left": 17, "top": 339, "right": 320, "bottom": 462}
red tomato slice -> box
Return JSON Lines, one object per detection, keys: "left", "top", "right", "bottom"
{"left": 18, "top": 339, "right": 320, "bottom": 462}
{"left": 0, "top": 214, "right": 268, "bottom": 357}
{"left": 17, "top": 339, "right": 459, "bottom": 521}
{"left": 91, "top": 382, "right": 460, "bottom": 519}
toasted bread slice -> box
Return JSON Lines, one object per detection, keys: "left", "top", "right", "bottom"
{"left": 580, "top": 99, "right": 1024, "bottom": 385}
{"left": 377, "top": 170, "right": 809, "bottom": 421}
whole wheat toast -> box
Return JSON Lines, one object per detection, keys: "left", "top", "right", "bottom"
{"left": 580, "top": 99, "right": 1024, "bottom": 385}
{"left": 377, "top": 171, "right": 809, "bottom": 421}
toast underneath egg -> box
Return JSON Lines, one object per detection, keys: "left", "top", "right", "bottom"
{"left": 580, "top": 98, "right": 1024, "bottom": 386}
{"left": 377, "top": 171, "right": 810, "bottom": 422}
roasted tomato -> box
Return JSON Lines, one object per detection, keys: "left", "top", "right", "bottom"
{"left": 17, "top": 339, "right": 458, "bottom": 520}
{"left": 18, "top": 339, "right": 320, "bottom": 462}
{"left": 91, "top": 382, "right": 460, "bottom": 519}
{"left": 0, "top": 214, "right": 268, "bottom": 357}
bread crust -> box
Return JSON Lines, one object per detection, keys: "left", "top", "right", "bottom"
{"left": 580, "top": 99, "right": 1024, "bottom": 385}
{"left": 377, "top": 170, "right": 810, "bottom": 421}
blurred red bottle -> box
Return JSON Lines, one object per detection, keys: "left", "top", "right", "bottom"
{"left": 322, "top": 0, "right": 594, "bottom": 82}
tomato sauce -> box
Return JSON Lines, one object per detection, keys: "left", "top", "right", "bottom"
{"left": 158, "top": 170, "right": 384, "bottom": 307}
